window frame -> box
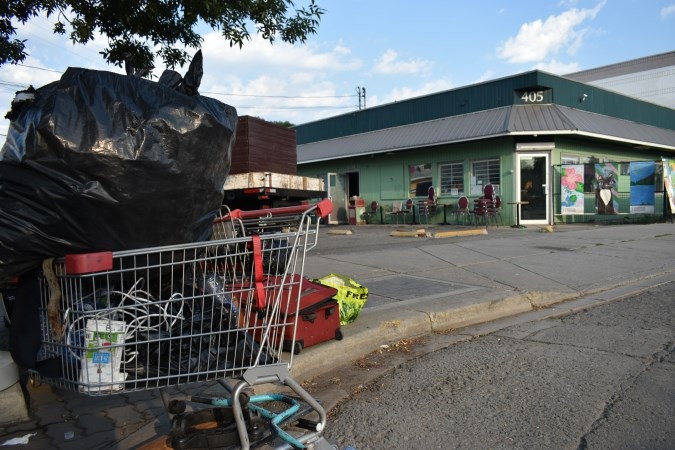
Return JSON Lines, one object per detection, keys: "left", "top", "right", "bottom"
{"left": 561, "top": 153, "right": 580, "bottom": 165}
{"left": 439, "top": 161, "right": 465, "bottom": 196}
{"left": 408, "top": 163, "right": 433, "bottom": 197}
{"left": 471, "top": 158, "right": 500, "bottom": 195}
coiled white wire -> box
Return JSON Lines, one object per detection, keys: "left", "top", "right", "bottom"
{"left": 63, "top": 278, "right": 185, "bottom": 363}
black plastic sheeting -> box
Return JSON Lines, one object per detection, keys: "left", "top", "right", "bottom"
{"left": 0, "top": 66, "right": 237, "bottom": 281}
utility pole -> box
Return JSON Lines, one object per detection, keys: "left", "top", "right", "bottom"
{"left": 356, "top": 86, "right": 366, "bottom": 110}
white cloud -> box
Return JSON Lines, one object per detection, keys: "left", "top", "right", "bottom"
{"left": 661, "top": 4, "right": 675, "bottom": 19}
{"left": 195, "top": 33, "right": 365, "bottom": 123}
{"left": 534, "top": 59, "right": 581, "bottom": 74}
{"left": 497, "top": 0, "right": 606, "bottom": 64}
{"left": 201, "top": 32, "right": 360, "bottom": 72}
{"left": 0, "top": 55, "right": 65, "bottom": 136}
{"left": 371, "top": 50, "right": 433, "bottom": 75}
{"left": 381, "top": 79, "right": 454, "bottom": 104}
{"left": 474, "top": 70, "right": 497, "bottom": 84}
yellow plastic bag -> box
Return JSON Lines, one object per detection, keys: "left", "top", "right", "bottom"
{"left": 314, "top": 274, "right": 368, "bottom": 325}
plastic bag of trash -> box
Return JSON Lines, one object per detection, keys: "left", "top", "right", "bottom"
{"left": 314, "top": 274, "right": 368, "bottom": 325}
{"left": 0, "top": 66, "right": 237, "bottom": 281}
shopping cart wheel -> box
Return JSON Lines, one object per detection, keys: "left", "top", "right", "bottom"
{"left": 292, "top": 341, "right": 303, "bottom": 355}
{"left": 335, "top": 329, "right": 344, "bottom": 341}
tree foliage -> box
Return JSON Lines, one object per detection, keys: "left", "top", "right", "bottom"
{"left": 0, "top": 0, "right": 324, "bottom": 72}
{"left": 271, "top": 120, "right": 295, "bottom": 128}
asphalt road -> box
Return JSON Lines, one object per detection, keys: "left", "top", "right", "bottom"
{"left": 322, "top": 281, "right": 675, "bottom": 450}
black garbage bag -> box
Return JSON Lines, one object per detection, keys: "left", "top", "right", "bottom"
{"left": 130, "top": 294, "right": 275, "bottom": 384}
{"left": 0, "top": 66, "right": 237, "bottom": 281}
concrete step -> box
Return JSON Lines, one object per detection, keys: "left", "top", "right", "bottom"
{"left": 0, "top": 351, "right": 29, "bottom": 425}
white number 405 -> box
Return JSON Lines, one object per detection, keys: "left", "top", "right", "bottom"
{"left": 521, "top": 91, "right": 544, "bottom": 102}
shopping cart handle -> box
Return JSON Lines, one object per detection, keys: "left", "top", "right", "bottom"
{"left": 218, "top": 209, "right": 243, "bottom": 222}
{"left": 315, "top": 198, "right": 333, "bottom": 219}
{"left": 217, "top": 199, "right": 333, "bottom": 222}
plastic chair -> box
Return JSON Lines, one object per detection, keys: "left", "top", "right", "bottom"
{"left": 473, "top": 184, "right": 496, "bottom": 226}
{"left": 400, "top": 198, "right": 414, "bottom": 224}
{"left": 363, "top": 200, "right": 380, "bottom": 223}
{"left": 428, "top": 186, "right": 438, "bottom": 204}
{"left": 451, "top": 196, "right": 470, "bottom": 225}
{"left": 486, "top": 195, "right": 502, "bottom": 226}
{"left": 386, "top": 201, "right": 402, "bottom": 224}
{"left": 417, "top": 199, "right": 431, "bottom": 224}
{"left": 483, "top": 184, "right": 495, "bottom": 201}
{"left": 471, "top": 197, "right": 491, "bottom": 226}
{"left": 427, "top": 186, "right": 438, "bottom": 216}
{"left": 417, "top": 187, "right": 438, "bottom": 225}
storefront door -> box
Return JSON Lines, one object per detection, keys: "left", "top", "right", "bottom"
{"left": 516, "top": 153, "right": 550, "bottom": 225}
{"left": 324, "top": 172, "right": 348, "bottom": 224}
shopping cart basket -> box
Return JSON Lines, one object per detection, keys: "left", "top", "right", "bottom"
{"left": 31, "top": 199, "right": 336, "bottom": 449}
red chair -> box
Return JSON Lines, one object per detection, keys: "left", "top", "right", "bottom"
{"left": 471, "top": 197, "right": 491, "bottom": 226}
{"left": 475, "top": 184, "right": 497, "bottom": 226}
{"left": 400, "top": 198, "right": 414, "bottom": 224}
{"left": 363, "top": 200, "right": 380, "bottom": 223}
{"left": 486, "top": 195, "right": 502, "bottom": 226}
{"left": 418, "top": 187, "right": 438, "bottom": 224}
{"left": 428, "top": 186, "right": 438, "bottom": 204}
{"left": 483, "top": 184, "right": 495, "bottom": 200}
{"left": 451, "top": 196, "right": 470, "bottom": 225}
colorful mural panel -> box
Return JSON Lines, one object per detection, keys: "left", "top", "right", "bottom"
{"left": 629, "top": 161, "right": 655, "bottom": 213}
{"left": 560, "top": 165, "right": 584, "bottom": 214}
{"left": 663, "top": 158, "right": 675, "bottom": 215}
{"left": 595, "top": 163, "right": 619, "bottom": 214}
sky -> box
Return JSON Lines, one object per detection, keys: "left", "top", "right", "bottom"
{"left": 0, "top": 0, "right": 674, "bottom": 138}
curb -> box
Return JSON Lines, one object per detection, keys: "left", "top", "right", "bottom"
{"left": 289, "top": 290, "right": 558, "bottom": 383}
{"left": 388, "top": 227, "right": 489, "bottom": 238}
{"left": 432, "top": 228, "right": 489, "bottom": 239}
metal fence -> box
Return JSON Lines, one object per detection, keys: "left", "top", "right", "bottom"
{"left": 552, "top": 160, "right": 670, "bottom": 224}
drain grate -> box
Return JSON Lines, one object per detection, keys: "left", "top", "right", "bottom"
{"left": 365, "top": 275, "right": 479, "bottom": 301}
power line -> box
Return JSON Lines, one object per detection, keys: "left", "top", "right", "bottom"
{"left": 0, "top": 79, "right": 30, "bottom": 89}
{"left": 18, "top": 18, "right": 104, "bottom": 63}
{"left": 10, "top": 65, "right": 359, "bottom": 101}
{"left": 17, "top": 64, "right": 63, "bottom": 74}
{"left": 3, "top": 63, "right": 366, "bottom": 114}
{"left": 235, "top": 105, "right": 355, "bottom": 111}
{"left": 201, "top": 91, "right": 356, "bottom": 99}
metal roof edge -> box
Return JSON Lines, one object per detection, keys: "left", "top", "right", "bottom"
{"left": 297, "top": 105, "right": 675, "bottom": 164}
{"left": 297, "top": 132, "right": 512, "bottom": 164}
{"left": 569, "top": 130, "right": 675, "bottom": 152}
{"left": 510, "top": 128, "right": 675, "bottom": 151}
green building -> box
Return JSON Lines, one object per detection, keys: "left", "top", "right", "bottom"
{"left": 295, "top": 69, "right": 675, "bottom": 226}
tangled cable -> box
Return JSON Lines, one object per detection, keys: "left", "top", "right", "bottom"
{"left": 63, "top": 278, "right": 185, "bottom": 363}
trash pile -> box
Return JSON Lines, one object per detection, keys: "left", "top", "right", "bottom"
{"left": 0, "top": 52, "right": 237, "bottom": 282}
{"left": 0, "top": 54, "right": 239, "bottom": 380}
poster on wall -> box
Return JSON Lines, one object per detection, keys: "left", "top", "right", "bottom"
{"left": 595, "top": 163, "right": 619, "bottom": 214}
{"left": 560, "top": 165, "right": 584, "bottom": 214}
{"left": 629, "top": 161, "right": 655, "bottom": 214}
{"left": 663, "top": 158, "right": 675, "bottom": 215}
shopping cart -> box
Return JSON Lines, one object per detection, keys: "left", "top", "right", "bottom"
{"left": 31, "top": 199, "right": 337, "bottom": 449}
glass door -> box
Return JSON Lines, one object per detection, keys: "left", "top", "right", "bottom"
{"left": 323, "top": 172, "right": 348, "bottom": 224}
{"left": 516, "top": 153, "right": 550, "bottom": 225}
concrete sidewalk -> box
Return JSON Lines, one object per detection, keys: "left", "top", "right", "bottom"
{"left": 1, "top": 222, "right": 674, "bottom": 449}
